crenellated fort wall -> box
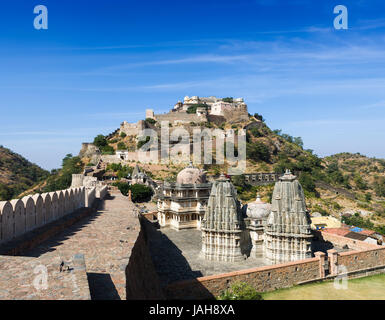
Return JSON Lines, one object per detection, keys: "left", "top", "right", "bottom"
{"left": 0, "top": 185, "right": 108, "bottom": 245}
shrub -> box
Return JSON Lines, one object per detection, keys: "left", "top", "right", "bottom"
{"left": 253, "top": 113, "right": 264, "bottom": 122}
{"left": 246, "top": 142, "right": 270, "bottom": 162}
{"left": 42, "top": 154, "right": 84, "bottom": 193}
{"left": 222, "top": 97, "right": 233, "bottom": 103}
{"left": 145, "top": 118, "right": 156, "bottom": 125}
{"left": 218, "top": 282, "right": 263, "bottom": 300}
{"left": 299, "top": 172, "right": 317, "bottom": 195}
{"left": 137, "top": 136, "right": 151, "bottom": 149}
{"left": 93, "top": 134, "right": 107, "bottom": 148}
{"left": 114, "top": 183, "right": 153, "bottom": 202}
{"left": 101, "top": 145, "right": 115, "bottom": 155}
{"left": 117, "top": 142, "right": 127, "bottom": 150}
{"left": 120, "top": 132, "right": 127, "bottom": 138}
{"left": 373, "top": 177, "right": 385, "bottom": 197}
{"left": 354, "top": 174, "right": 368, "bottom": 190}
{"left": 249, "top": 127, "right": 263, "bottom": 137}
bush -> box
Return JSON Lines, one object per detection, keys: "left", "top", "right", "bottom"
{"left": 43, "top": 154, "right": 84, "bottom": 193}
{"left": 218, "top": 282, "right": 263, "bottom": 300}
{"left": 249, "top": 127, "right": 263, "bottom": 137}
{"left": 299, "top": 172, "right": 317, "bottom": 195}
{"left": 222, "top": 97, "right": 233, "bottom": 103}
{"left": 373, "top": 177, "right": 385, "bottom": 197}
{"left": 101, "top": 145, "right": 115, "bottom": 155}
{"left": 117, "top": 142, "right": 127, "bottom": 150}
{"left": 93, "top": 134, "right": 107, "bottom": 148}
{"left": 137, "top": 136, "right": 151, "bottom": 149}
{"left": 246, "top": 142, "right": 270, "bottom": 162}
{"left": 114, "top": 182, "right": 153, "bottom": 202}
{"left": 354, "top": 174, "right": 368, "bottom": 190}
{"left": 253, "top": 113, "right": 264, "bottom": 122}
{"left": 120, "top": 132, "right": 127, "bottom": 138}
{"left": 145, "top": 118, "right": 156, "bottom": 125}
{"left": 342, "top": 213, "right": 374, "bottom": 229}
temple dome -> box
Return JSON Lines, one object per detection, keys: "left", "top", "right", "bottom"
{"left": 246, "top": 194, "right": 271, "bottom": 219}
{"left": 176, "top": 163, "right": 206, "bottom": 184}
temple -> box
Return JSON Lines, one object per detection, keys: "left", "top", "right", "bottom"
{"left": 201, "top": 174, "right": 249, "bottom": 262}
{"left": 157, "top": 163, "right": 211, "bottom": 230}
{"left": 264, "top": 170, "right": 313, "bottom": 263}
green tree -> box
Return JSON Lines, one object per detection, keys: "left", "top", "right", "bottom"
{"left": 117, "top": 142, "right": 127, "bottom": 150}
{"left": 299, "top": 172, "right": 316, "bottom": 195}
{"left": 43, "top": 154, "right": 84, "bottom": 193}
{"left": 246, "top": 142, "right": 270, "bottom": 162}
{"left": 93, "top": 134, "right": 107, "bottom": 148}
{"left": 373, "top": 177, "right": 385, "bottom": 197}
{"left": 0, "top": 184, "right": 13, "bottom": 201}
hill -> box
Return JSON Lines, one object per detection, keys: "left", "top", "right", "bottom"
{"left": 80, "top": 111, "right": 385, "bottom": 224}
{"left": 0, "top": 146, "right": 49, "bottom": 201}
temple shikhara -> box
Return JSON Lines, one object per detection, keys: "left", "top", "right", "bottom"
{"left": 264, "top": 170, "right": 313, "bottom": 263}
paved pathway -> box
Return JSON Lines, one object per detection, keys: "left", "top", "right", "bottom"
{"left": 16, "top": 191, "right": 139, "bottom": 300}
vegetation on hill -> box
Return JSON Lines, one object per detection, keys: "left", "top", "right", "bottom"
{"left": 40, "top": 154, "right": 84, "bottom": 193}
{"left": 113, "top": 182, "right": 153, "bottom": 202}
{"left": 0, "top": 146, "right": 49, "bottom": 201}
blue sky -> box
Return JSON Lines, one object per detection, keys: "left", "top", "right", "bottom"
{"left": 1, "top": 0, "right": 385, "bottom": 170}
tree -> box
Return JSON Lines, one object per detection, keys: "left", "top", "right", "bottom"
{"left": 117, "top": 142, "right": 127, "bottom": 150}
{"left": 0, "top": 184, "right": 13, "bottom": 201}
{"left": 374, "top": 177, "right": 385, "bottom": 197}
{"left": 43, "top": 154, "right": 84, "bottom": 193}
{"left": 246, "top": 142, "right": 270, "bottom": 162}
{"left": 299, "top": 172, "right": 316, "bottom": 195}
{"left": 114, "top": 183, "right": 153, "bottom": 202}
{"left": 145, "top": 118, "right": 156, "bottom": 125}
{"left": 253, "top": 113, "right": 265, "bottom": 122}
{"left": 120, "top": 132, "right": 127, "bottom": 138}
{"left": 354, "top": 174, "right": 368, "bottom": 190}
{"left": 93, "top": 134, "right": 107, "bottom": 148}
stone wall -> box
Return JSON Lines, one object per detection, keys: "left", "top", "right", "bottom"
{"left": 155, "top": 111, "right": 206, "bottom": 124}
{"left": 222, "top": 106, "right": 249, "bottom": 123}
{"left": 165, "top": 257, "right": 322, "bottom": 299}
{"left": 101, "top": 153, "right": 138, "bottom": 164}
{"left": 164, "top": 245, "right": 385, "bottom": 299}
{"left": 0, "top": 186, "right": 106, "bottom": 245}
{"left": 316, "top": 230, "right": 379, "bottom": 251}
{"left": 334, "top": 248, "right": 385, "bottom": 277}
{"left": 120, "top": 120, "right": 145, "bottom": 136}
{"left": 125, "top": 216, "right": 165, "bottom": 300}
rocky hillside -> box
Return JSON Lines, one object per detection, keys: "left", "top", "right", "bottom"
{"left": 82, "top": 112, "right": 385, "bottom": 222}
{"left": 0, "top": 146, "right": 49, "bottom": 201}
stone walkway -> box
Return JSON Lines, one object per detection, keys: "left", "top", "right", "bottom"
{"left": 0, "top": 191, "right": 139, "bottom": 300}
{"left": 147, "top": 227, "right": 268, "bottom": 287}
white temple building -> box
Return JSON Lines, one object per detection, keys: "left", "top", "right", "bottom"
{"left": 157, "top": 163, "right": 211, "bottom": 230}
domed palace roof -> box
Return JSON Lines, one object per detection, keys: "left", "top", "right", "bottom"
{"left": 246, "top": 194, "right": 272, "bottom": 220}
{"left": 176, "top": 162, "right": 207, "bottom": 184}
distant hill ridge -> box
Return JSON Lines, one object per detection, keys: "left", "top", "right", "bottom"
{"left": 0, "top": 146, "right": 49, "bottom": 201}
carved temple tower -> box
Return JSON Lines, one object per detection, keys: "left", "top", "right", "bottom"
{"left": 201, "top": 174, "right": 248, "bottom": 262}
{"left": 264, "top": 170, "right": 313, "bottom": 263}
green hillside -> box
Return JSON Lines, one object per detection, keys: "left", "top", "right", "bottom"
{"left": 0, "top": 146, "right": 49, "bottom": 201}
